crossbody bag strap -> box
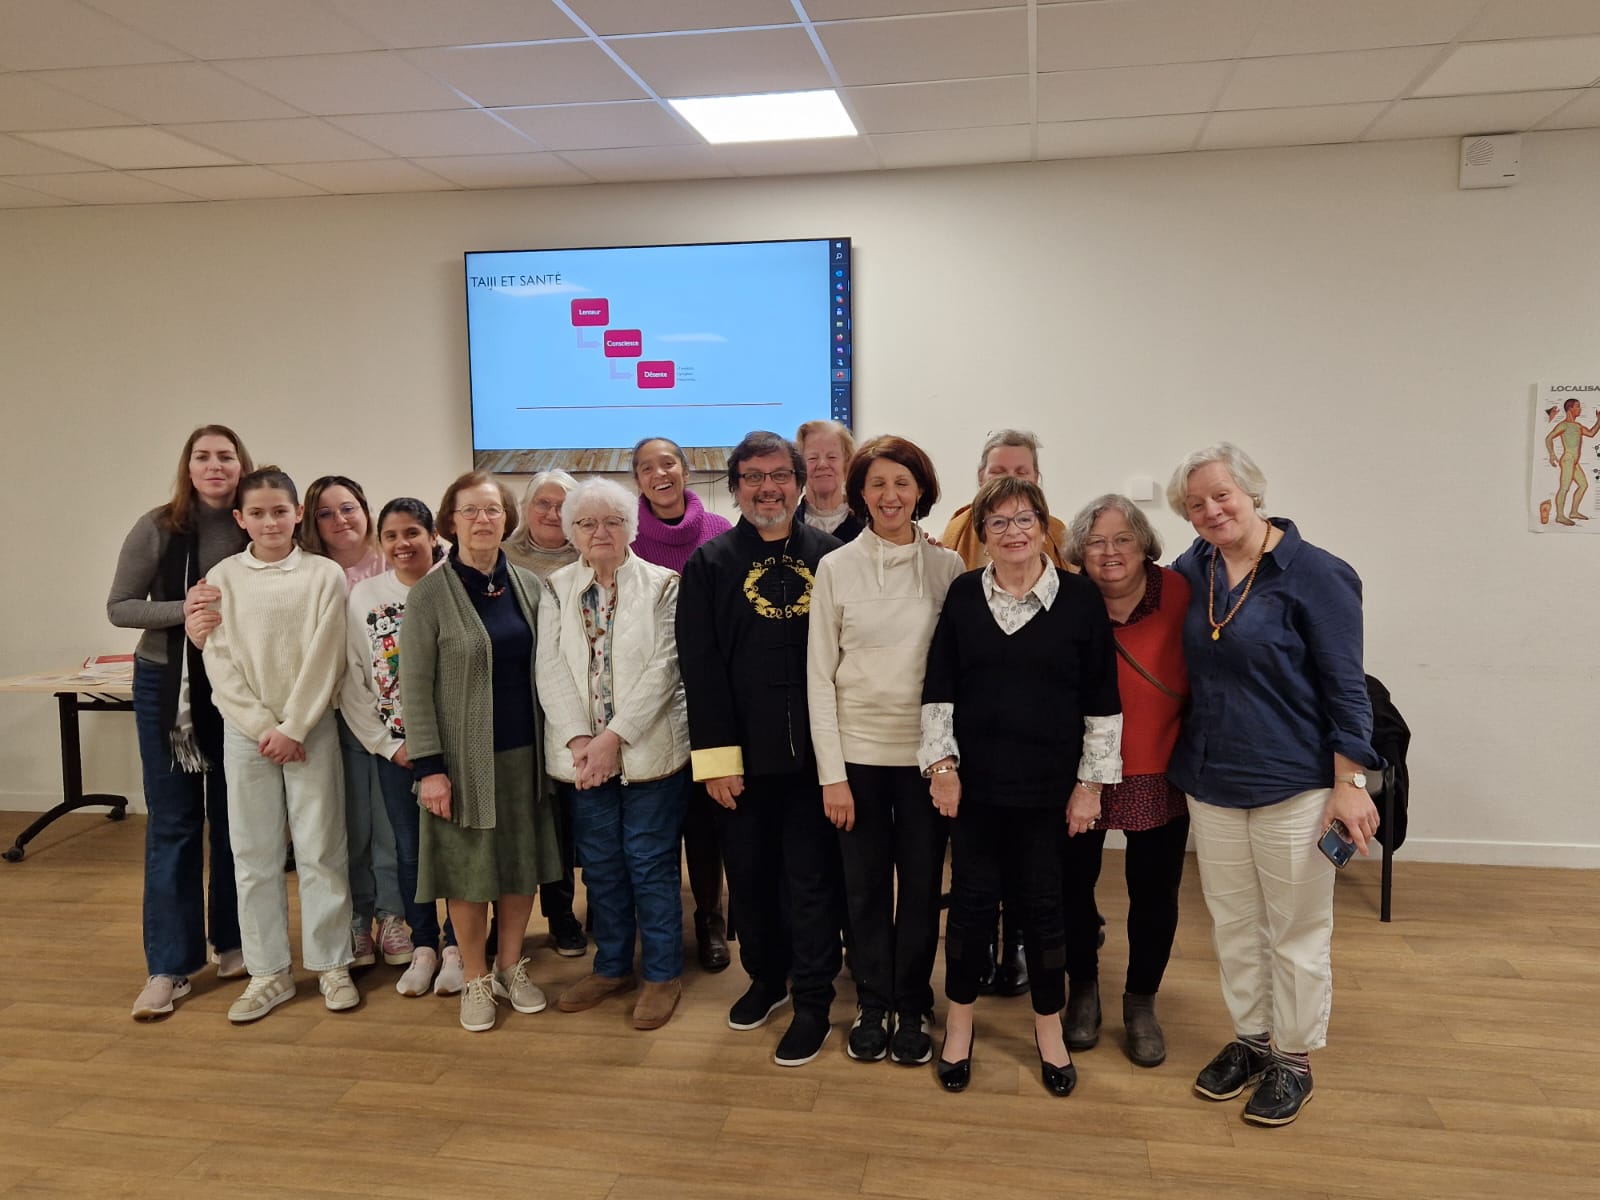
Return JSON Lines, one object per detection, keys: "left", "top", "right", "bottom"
{"left": 1112, "top": 634, "right": 1184, "bottom": 704}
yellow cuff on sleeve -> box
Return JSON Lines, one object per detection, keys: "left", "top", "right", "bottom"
{"left": 691, "top": 745, "right": 744, "bottom": 781}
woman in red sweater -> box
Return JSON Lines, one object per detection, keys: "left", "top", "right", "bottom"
{"left": 1060, "top": 494, "right": 1191, "bottom": 1068}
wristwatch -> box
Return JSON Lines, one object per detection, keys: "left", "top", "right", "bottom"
{"left": 1335, "top": 771, "right": 1368, "bottom": 789}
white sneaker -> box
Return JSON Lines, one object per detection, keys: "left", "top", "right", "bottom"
{"left": 319, "top": 966, "right": 359, "bottom": 1012}
{"left": 433, "top": 945, "right": 465, "bottom": 996}
{"left": 228, "top": 972, "right": 295, "bottom": 1023}
{"left": 396, "top": 946, "right": 439, "bottom": 997}
{"left": 213, "top": 948, "right": 247, "bottom": 980}
{"left": 131, "top": 974, "right": 191, "bottom": 1021}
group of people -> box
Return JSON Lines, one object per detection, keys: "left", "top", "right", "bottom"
{"left": 109, "top": 418, "right": 1382, "bottom": 1128}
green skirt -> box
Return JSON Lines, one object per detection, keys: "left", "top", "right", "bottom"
{"left": 417, "top": 746, "right": 563, "bottom": 902}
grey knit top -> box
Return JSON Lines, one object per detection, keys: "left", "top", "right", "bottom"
{"left": 107, "top": 503, "right": 249, "bottom": 664}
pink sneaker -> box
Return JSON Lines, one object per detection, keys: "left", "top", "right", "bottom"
{"left": 377, "top": 912, "right": 414, "bottom": 966}
{"left": 351, "top": 919, "right": 376, "bottom": 968}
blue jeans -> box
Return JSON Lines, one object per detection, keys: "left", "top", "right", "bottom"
{"left": 562, "top": 769, "right": 688, "bottom": 982}
{"left": 338, "top": 712, "right": 403, "bottom": 925}
{"left": 374, "top": 752, "right": 455, "bottom": 951}
{"left": 134, "top": 656, "right": 239, "bottom": 977}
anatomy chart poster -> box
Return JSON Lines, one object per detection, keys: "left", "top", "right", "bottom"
{"left": 1532, "top": 381, "right": 1600, "bottom": 533}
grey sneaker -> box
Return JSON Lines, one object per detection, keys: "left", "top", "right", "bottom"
{"left": 131, "top": 974, "right": 191, "bottom": 1021}
{"left": 492, "top": 956, "right": 547, "bottom": 1014}
{"left": 227, "top": 972, "right": 296, "bottom": 1023}
{"left": 460, "top": 973, "right": 498, "bottom": 1032}
{"left": 319, "top": 966, "right": 359, "bottom": 1012}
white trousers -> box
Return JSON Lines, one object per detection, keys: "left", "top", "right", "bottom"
{"left": 223, "top": 713, "right": 354, "bottom": 975}
{"left": 1187, "top": 788, "right": 1335, "bottom": 1055}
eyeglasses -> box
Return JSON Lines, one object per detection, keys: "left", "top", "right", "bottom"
{"left": 983, "top": 510, "right": 1040, "bottom": 535}
{"left": 529, "top": 498, "right": 562, "bottom": 513}
{"left": 455, "top": 505, "right": 505, "bottom": 521}
{"left": 738, "top": 469, "right": 796, "bottom": 487}
{"left": 1083, "top": 533, "right": 1140, "bottom": 555}
{"left": 573, "top": 516, "right": 627, "bottom": 534}
{"left": 315, "top": 503, "right": 360, "bottom": 522}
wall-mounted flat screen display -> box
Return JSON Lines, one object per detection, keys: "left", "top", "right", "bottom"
{"left": 465, "top": 237, "right": 852, "bottom": 473}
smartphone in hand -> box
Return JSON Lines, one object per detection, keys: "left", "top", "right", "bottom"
{"left": 1318, "top": 819, "right": 1356, "bottom": 869}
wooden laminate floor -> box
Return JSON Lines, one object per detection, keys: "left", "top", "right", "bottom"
{"left": 1, "top": 811, "right": 1597, "bottom": 1200}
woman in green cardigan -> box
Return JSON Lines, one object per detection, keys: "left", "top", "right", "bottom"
{"left": 400, "top": 470, "right": 563, "bottom": 1033}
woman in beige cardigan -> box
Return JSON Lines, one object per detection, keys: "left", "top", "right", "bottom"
{"left": 400, "top": 471, "right": 563, "bottom": 1033}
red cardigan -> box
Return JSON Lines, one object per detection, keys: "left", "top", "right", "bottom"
{"left": 1114, "top": 566, "right": 1190, "bottom": 777}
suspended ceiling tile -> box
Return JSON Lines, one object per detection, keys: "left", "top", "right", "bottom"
{"left": 1036, "top": 0, "right": 1265, "bottom": 71}
{"left": 327, "top": 0, "right": 582, "bottom": 48}
{"left": 0, "top": 73, "right": 141, "bottom": 131}
{"left": 327, "top": 109, "right": 539, "bottom": 157}
{"left": 0, "top": 130, "right": 104, "bottom": 173}
{"left": 32, "top": 62, "right": 302, "bottom": 123}
{"left": 1038, "top": 60, "right": 1230, "bottom": 123}
{"left": 86, "top": 0, "right": 381, "bottom": 59}
{"left": 1245, "top": 0, "right": 1482, "bottom": 57}
{"left": 818, "top": 10, "right": 1028, "bottom": 86}
{"left": 554, "top": 142, "right": 733, "bottom": 182}
{"left": 565, "top": 0, "right": 798, "bottom": 36}
{"left": 217, "top": 51, "right": 467, "bottom": 115}
{"left": 0, "top": 177, "right": 71, "bottom": 205}
{"left": 1414, "top": 36, "right": 1600, "bottom": 97}
{"left": 1465, "top": 0, "right": 1600, "bottom": 42}
{"left": 872, "top": 123, "right": 1032, "bottom": 169}
{"left": 1535, "top": 88, "right": 1600, "bottom": 129}
{"left": 845, "top": 76, "right": 1029, "bottom": 134}
{"left": 164, "top": 117, "right": 389, "bottom": 163}
{"left": 0, "top": 0, "right": 185, "bottom": 70}
{"left": 1037, "top": 112, "right": 1205, "bottom": 158}
{"left": 127, "top": 164, "right": 327, "bottom": 198}
{"left": 609, "top": 27, "right": 832, "bottom": 97}
{"left": 5, "top": 169, "right": 201, "bottom": 203}
{"left": 495, "top": 101, "right": 697, "bottom": 151}
{"left": 806, "top": 0, "right": 1020, "bottom": 17}
{"left": 1199, "top": 101, "right": 1387, "bottom": 149}
{"left": 1364, "top": 89, "right": 1581, "bottom": 139}
{"left": 18, "top": 125, "right": 237, "bottom": 167}
{"left": 1219, "top": 46, "right": 1441, "bottom": 110}
{"left": 272, "top": 157, "right": 458, "bottom": 193}
{"left": 410, "top": 152, "right": 590, "bottom": 187}
{"left": 406, "top": 42, "right": 648, "bottom": 108}
{"left": 717, "top": 135, "right": 879, "bottom": 175}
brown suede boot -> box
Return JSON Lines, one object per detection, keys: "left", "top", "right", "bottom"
{"left": 1122, "top": 992, "right": 1166, "bottom": 1067}
{"left": 632, "top": 978, "right": 683, "bottom": 1030}
{"left": 556, "top": 972, "right": 636, "bottom": 1013}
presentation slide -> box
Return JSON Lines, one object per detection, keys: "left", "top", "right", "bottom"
{"left": 466, "top": 238, "right": 851, "bottom": 452}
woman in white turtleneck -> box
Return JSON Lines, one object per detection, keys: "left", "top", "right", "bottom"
{"left": 805, "top": 435, "right": 963, "bottom": 1068}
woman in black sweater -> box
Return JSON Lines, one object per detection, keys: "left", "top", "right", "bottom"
{"left": 920, "top": 476, "right": 1122, "bottom": 1097}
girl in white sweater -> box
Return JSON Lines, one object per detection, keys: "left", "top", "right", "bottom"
{"left": 203, "top": 467, "right": 357, "bottom": 1022}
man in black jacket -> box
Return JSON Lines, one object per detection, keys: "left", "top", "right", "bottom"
{"left": 677, "top": 430, "right": 844, "bottom": 1066}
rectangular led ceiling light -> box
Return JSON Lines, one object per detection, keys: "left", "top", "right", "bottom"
{"left": 668, "top": 89, "right": 857, "bottom": 144}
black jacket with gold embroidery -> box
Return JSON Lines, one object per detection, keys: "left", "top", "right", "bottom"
{"left": 677, "top": 517, "right": 841, "bottom": 779}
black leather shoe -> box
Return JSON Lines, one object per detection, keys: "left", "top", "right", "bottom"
{"left": 1242, "top": 1062, "right": 1313, "bottom": 1126}
{"left": 1122, "top": 992, "right": 1166, "bottom": 1068}
{"left": 995, "top": 941, "right": 1029, "bottom": 997}
{"left": 1063, "top": 980, "right": 1101, "bottom": 1050}
{"left": 1034, "top": 1031, "right": 1077, "bottom": 1098}
{"left": 973, "top": 941, "right": 999, "bottom": 996}
{"left": 936, "top": 1030, "right": 974, "bottom": 1092}
{"left": 1194, "top": 1040, "right": 1271, "bottom": 1101}
{"left": 695, "top": 912, "right": 730, "bottom": 973}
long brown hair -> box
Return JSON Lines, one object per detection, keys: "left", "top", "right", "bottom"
{"left": 160, "top": 424, "right": 253, "bottom": 533}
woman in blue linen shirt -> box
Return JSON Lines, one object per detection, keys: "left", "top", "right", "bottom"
{"left": 1167, "top": 443, "right": 1382, "bottom": 1129}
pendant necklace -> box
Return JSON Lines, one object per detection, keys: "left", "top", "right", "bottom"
{"left": 1207, "top": 521, "right": 1272, "bottom": 641}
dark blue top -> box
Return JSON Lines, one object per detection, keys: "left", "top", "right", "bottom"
{"left": 450, "top": 550, "right": 535, "bottom": 754}
{"left": 1167, "top": 518, "right": 1381, "bottom": 809}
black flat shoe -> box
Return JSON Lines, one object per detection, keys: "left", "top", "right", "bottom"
{"left": 1035, "top": 1031, "right": 1077, "bottom": 1098}
{"left": 936, "top": 1030, "right": 974, "bottom": 1092}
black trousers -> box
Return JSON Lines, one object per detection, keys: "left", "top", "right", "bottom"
{"left": 837, "top": 763, "right": 948, "bottom": 1018}
{"left": 945, "top": 804, "right": 1066, "bottom": 1016}
{"left": 537, "top": 786, "right": 577, "bottom": 920}
{"left": 1061, "top": 814, "right": 1189, "bottom": 995}
{"left": 717, "top": 772, "right": 844, "bottom": 1015}
{"left": 681, "top": 779, "right": 725, "bottom": 919}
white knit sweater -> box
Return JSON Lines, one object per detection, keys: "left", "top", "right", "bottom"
{"left": 806, "top": 526, "right": 965, "bottom": 784}
{"left": 202, "top": 546, "right": 348, "bottom": 743}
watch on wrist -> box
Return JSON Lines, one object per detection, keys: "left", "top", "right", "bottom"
{"left": 1335, "top": 771, "right": 1368, "bottom": 789}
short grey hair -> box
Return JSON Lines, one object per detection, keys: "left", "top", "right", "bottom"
{"left": 1063, "top": 494, "right": 1162, "bottom": 567}
{"left": 521, "top": 469, "right": 578, "bottom": 514}
{"left": 1166, "top": 442, "right": 1268, "bottom": 518}
{"left": 977, "top": 428, "right": 1043, "bottom": 481}
{"left": 560, "top": 476, "right": 639, "bottom": 545}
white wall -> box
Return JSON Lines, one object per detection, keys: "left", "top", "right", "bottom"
{"left": 4, "top": 129, "right": 1598, "bottom": 867}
